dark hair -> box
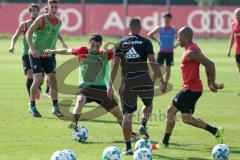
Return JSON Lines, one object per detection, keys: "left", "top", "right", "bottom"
{"left": 90, "top": 34, "right": 102, "bottom": 43}
{"left": 29, "top": 3, "right": 40, "bottom": 12}
{"left": 129, "top": 17, "right": 141, "bottom": 28}
{"left": 48, "top": 0, "right": 59, "bottom": 3}
{"left": 163, "top": 12, "right": 172, "bottom": 19}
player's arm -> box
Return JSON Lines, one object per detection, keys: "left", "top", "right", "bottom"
{"left": 44, "top": 48, "right": 72, "bottom": 55}
{"left": 26, "top": 17, "right": 42, "bottom": 58}
{"left": 148, "top": 54, "right": 164, "bottom": 82}
{"left": 147, "top": 26, "right": 160, "bottom": 44}
{"left": 9, "top": 23, "right": 24, "bottom": 53}
{"left": 226, "top": 32, "right": 234, "bottom": 57}
{"left": 173, "top": 28, "right": 179, "bottom": 49}
{"left": 58, "top": 33, "right": 68, "bottom": 48}
{"left": 188, "top": 50, "right": 224, "bottom": 92}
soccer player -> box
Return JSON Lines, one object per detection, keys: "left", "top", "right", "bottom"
{"left": 44, "top": 34, "right": 131, "bottom": 133}
{"left": 227, "top": 8, "right": 240, "bottom": 74}
{"left": 148, "top": 13, "right": 178, "bottom": 83}
{"left": 40, "top": 5, "right": 68, "bottom": 98}
{"left": 157, "top": 26, "right": 224, "bottom": 149}
{"left": 107, "top": 17, "right": 166, "bottom": 155}
{"left": 9, "top": 3, "right": 41, "bottom": 100}
{"left": 26, "top": 0, "right": 63, "bottom": 117}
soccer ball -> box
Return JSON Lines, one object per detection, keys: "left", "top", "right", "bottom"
{"left": 50, "top": 151, "right": 69, "bottom": 160}
{"left": 72, "top": 126, "right": 88, "bottom": 142}
{"left": 102, "top": 146, "right": 121, "bottom": 160}
{"left": 135, "top": 139, "right": 152, "bottom": 151}
{"left": 212, "top": 144, "right": 230, "bottom": 160}
{"left": 133, "top": 148, "right": 152, "bottom": 160}
{"left": 62, "top": 149, "right": 77, "bottom": 160}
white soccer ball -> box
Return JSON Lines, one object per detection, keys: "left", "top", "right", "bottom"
{"left": 102, "top": 146, "right": 121, "bottom": 160}
{"left": 50, "top": 151, "right": 69, "bottom": 160}
{"left": 72, "top": 126, "right": 88, "bottom": 142}
{"left": 133, "top": 148, "right": 152, "bottom": 160}
{"left": 135, "top": 139, "right": 152, "bottom": 151}
{"left": 212, "top": 144, "right": 230, "bottom": 160}
{"left": 62, "top": 149, "right": 77, "bottom": 160}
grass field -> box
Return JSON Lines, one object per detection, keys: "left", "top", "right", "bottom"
{"left": 0, "top": 35, "right": 240, "bottom": 160}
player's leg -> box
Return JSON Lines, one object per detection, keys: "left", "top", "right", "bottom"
{"left": 69, "top": 94, "right": 86, "bottom": 129}
{"left": 22, "top": 55, "right": 33, "bottom": 97}
{"left": 236, "top": 55, "right": 240, "bottom": 74}
{"left": 45, "top": 78, "right": 51, "bottom": 97}
{"left": 165, "top": 53, "right": 174, "bottom": 82}
{"left": 122, "top": 113, "right": 134, "bottom": 155}
{"left": 153, "top": 52, "right": 164, "bottom": 83}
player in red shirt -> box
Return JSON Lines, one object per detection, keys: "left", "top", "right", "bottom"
{"left": 227, "top": 8, "right": 240, "bottom": 74}
{"left": 156, "top": 26, "right": 224, "bottom": 148}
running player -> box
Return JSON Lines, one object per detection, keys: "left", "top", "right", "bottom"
{"left": 156, "top": 26, "right": 224, "bottom": 149}
{"left": 227, "top": 8, "right": 240, "bottom": 74}
{"left": 148, "top": 12, "right": 178, "bottom": 83}
{"left": 26, "top": 0, "right": 63, "bottom": 117}
{"left": 107, "top": 17, "right": 166, "bottom": 155}
{"left": 9, "top": 3, "right": 41, "bottom": 100}
{"left": 44, "top": 34, "right": 137, "bottom": 137}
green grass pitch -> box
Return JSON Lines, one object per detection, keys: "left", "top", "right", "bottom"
{"left": 0, "top": 35, "right": 239, "bottom": 160}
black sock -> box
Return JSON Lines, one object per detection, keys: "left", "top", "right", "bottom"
{"left": 30, "top": 101, "right": 35, "bottom": 107}
{"left": 205, "top": 124, "right": 218, "bottom": 136}
{"left": 126, "top": 141, "right": 132, "bottom": 150}
{"left": 162, "top": 133, "right": 171, "bottom": 145}
{"left": 26, "top": 79, "right": 33, "bottom": 96}
{"left": 52, "top": 100, "right": 58, "bottom": 108}
{"left": 72, "top": 114, "right": 80, "bottom": 124}
{"left": 45, "top": 86, "right": 50, "bottom": 93}
{"left": 141, "top": 118, "right": 148, "bottom": 128}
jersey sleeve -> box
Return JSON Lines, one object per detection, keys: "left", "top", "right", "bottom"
{"left": 106, "top": 50, "right": 114, "bottom": 60}
{"left": 71, "top": 47, "right": 88, "bottom": 59}
{"left": 145, "top": 39, "right": 154, "bottom": 55}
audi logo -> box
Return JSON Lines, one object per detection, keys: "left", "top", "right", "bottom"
{"left": 19, "top": 8, "right": 82, "bottom": 32}
{"left": 187, "top": 10, "right": 235, "bottom": 34}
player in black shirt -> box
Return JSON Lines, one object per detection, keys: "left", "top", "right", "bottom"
{"left": 107, "top": 17, "right": 167, "bottom": 155}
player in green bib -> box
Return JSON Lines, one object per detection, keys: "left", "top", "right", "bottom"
{"left": 9, "top": 3, "right": 40, "bottom": 99}
{"left": 44, "top": 34, "right": 130, "bottom": 133}
{"left": 26, "top": 0, "right": 63, "bottom": 117}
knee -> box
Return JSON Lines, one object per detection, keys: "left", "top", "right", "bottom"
{"left": 167, "top": 107, "right": 175, "bottom": 119}
{"left": 48, "top": 74, "right": 57, "bottom": 82}
{"left": 182, "top": 115, "right": 193, "bottom": 125}
{"left": 26, "top": 70, "right": 33, "bottom": 79}
{"left": 76, "top": 95, "right": 86, "bottom": 104}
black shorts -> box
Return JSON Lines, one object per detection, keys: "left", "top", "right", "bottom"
{"left": 77, "top": 85, "right": 118, "bottom": 112}
{"left": 157, "top": 52, "right": 174, "bottom": 66}
{"left": 120, "top": 74, "right": 154, "bottom": 114}
{"left": 29, "top": 55, "right": 55, "bottom": 74}
{"left": 172, "top": 89, "right": 202, "bottom": 114}
{"left": 236, "top": 54, "right": 240, "bottom": 64}
{"left": 22, "top": 54, "right": 31, "bottom": 74}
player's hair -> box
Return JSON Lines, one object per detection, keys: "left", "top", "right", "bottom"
{"left": 90, "top": 34, "right": 102, "bottom": 43}
{"left": 28, "top": 3, "right": 40, "bottom": 12}
{"left": 48, "top": 0, "right": 59, "bottom": 3}
{"left": 163, "top": 12, "right": 172, "bottom": 19}
{"left": 129, "top": 17, "right": 141, "bottom": 28}
{"left": 179, "top": 26, "right": 193, "bottom": 39}
{"left": 234, "top": 8, "right": 240, "bottom": 15}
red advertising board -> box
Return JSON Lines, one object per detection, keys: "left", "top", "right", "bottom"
{"left": 0, "top": 3, "right": 236, "bottom": 37}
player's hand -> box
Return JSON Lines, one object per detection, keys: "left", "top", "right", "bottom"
{"left": 107, "top": 87, "right": 114, "bottom": 99}
{"left": 9, "top": 47, "right": 14, "bottom": 53}
{"left": 227, "top": 51, "right": 231, "bottom": 57}
{"left": 30, "top": 48, "right": 40, "bottom": 58}
{"left": 160, "top": 80, "right": 167, "bottom": 94}
{"left": 44, "top": 49, "right": 52, "bottom": 54}
{"left": 209, "top": 82, "right": 224, "bottom": 93}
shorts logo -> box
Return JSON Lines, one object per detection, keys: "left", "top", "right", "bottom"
{"left": 126, "top": 47, "right": 140, "bottom": 59}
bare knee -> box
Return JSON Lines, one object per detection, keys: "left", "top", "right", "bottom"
{"left": 76, "top": 95, "right": 86, "bottom": 105}
{"left": 182, "top": 114, "right": 193, "bottom": 125}
{"left": 167, "top": 107, "right": 177, "bottom": 121}
{"left": 26, "top": 70, "right": 33, "bottom": 79}
{"left": 48, "top": 73, "right": 57, "bottom": 83}
{"left": 33, "top": 74, "right": 43, "bottom": 85}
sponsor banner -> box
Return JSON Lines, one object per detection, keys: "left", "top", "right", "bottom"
{"left": 0, "top": 3, "right": 236, "bottom": 37}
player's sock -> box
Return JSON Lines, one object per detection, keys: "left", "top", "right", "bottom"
{"left": 30, "top": 101, "right": 35, "bottom": 107}
{"left": 72, "top": 114, "right": 80, "bottom": 124}
{"left": 140, "top": 118, "right": 148, "bottom": 128}
{"left": 162, "top": 133, "right": 171, "bottom": 145}
{"left": 205, "top": 124, "right": 218, "bottom": 135}
{"left": 52, "top": 100, "right": 58, "bottom": 108}
{"left": 126, "top": 141, "right": 132, "bottom": 150}
{"left": 26, "top": 79, "right": 33, "bottom": 96}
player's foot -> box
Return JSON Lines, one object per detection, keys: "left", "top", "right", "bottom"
{"left": 29, "top": 106, "right": 42, "bottom": 117}
{"left": 68, "top": 121, "right": 77, "bottom": 130}
{"left": 36, "top": 89, "right": 41, "bottom": 100}
{"left": 156, "top": 142, "right": 169, "bottom": 149}
{"left": 138, "top": 126, "right": 149, "bottom": 139}
{"left": 215, "top": 127, "right": 224, "bottom": 144}
{"left": 122, "top": 147, "right": 133, "bottom": 155}
{"left": 44, "top": 92, "right": 51, "bottom": 98}
{"left": 52, "top": 107, "right": 64, "bottom": 117}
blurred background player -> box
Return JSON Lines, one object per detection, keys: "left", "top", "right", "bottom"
{"left": 227, "top": 8, "right": 240, "bottom": 74}
{"left": 41, "top": 5, "right": 68, "bottom": 98}
{"left": 148, "top": 12, "right": 178, "bottom": 83}
{"left": 157, "top": 26, "right": 224, "bottom": 149}
{"left": 9, "top": 3, "right": 41, "bottom": 100}
{"left": 26, "top": 0, "right": 63, "bottom": 117}
{"left": 107, "top": 17, "right": 166, "bottom": 155}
